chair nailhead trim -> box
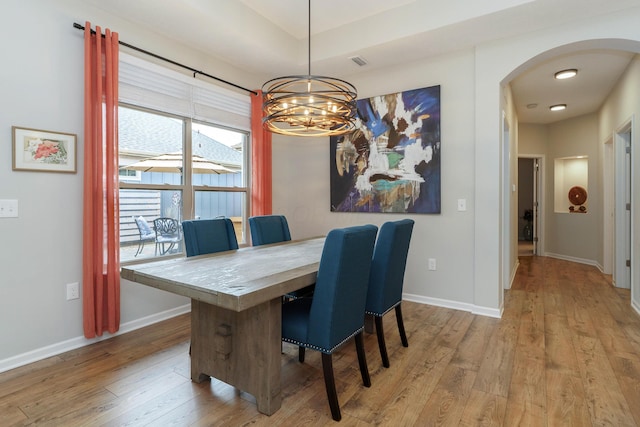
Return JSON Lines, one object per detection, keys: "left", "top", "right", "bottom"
{"left": 283, "top": 327, "right": 364, "bottom": 354}
{"left": 365, "top": 301, "right": 400, "bottom": 317}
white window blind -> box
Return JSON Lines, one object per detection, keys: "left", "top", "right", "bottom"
{"left": 119, "top": 53, "right": 251, "bottom": 130}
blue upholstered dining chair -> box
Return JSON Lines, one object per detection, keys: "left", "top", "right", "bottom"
{"left": 249, "top": 214, "right": 315, "bottom": 298}
{"left": 365, "top": 219, "right": 415, "bottom": 368}
{"left": 281, "top": 224, "right": 378, "bottom": 421}
{"left": 181, "top": 217, "right": 238, "bottom": 257}
{"left": 249, "top": 214, "right": 291, "bottom": 246}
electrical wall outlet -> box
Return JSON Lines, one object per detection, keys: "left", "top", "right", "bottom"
{"left": 428, "top": 258, "right": 437, "bottom": 271}
{"left": 0, "top": 199, "right": 18, "bottom": 218}
{"left": 66, "top": 282, "right": 79, "bottom": 300}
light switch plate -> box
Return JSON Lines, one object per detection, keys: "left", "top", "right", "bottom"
{"left": 0, "top": 199, "right": 18, "bottom": 218}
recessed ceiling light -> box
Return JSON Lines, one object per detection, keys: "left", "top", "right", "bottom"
{"left": 555, "top": 69, "right": 577, "bottom": 79}
{"left": 526, "top": 103, "right": 538, "bottom": 109}
{"left": 550, "top": 104, "right": 567, "bottom": 111}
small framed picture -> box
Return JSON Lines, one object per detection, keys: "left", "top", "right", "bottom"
{"left": 12, "top": 126, "right": 77, "bottom": 173}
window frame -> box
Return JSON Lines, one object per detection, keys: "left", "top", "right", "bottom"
{"left": 118, "top": 103, "right": 251, "bottom": 264}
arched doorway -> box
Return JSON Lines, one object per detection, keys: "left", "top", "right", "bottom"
{"left": 499, "top": 39, "right": 640, "bottom": 311}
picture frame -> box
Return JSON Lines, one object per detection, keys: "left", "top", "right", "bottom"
{"left": 12, "top": 126, "right": 77, "bottom": 173}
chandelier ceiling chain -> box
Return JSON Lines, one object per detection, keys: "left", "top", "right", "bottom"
{"left": 261, "top": 0, "right": 358, "bottom": 137}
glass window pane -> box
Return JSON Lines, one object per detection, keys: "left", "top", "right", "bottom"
{"left": 119, "top": 189, "right": 184, "bottom": 262}
{"left": 119, "top": 106, "right": 184, "bottom": 185}
{"left": 194, "top": 190, "right": 246, "bottom": 244}
{"left": 192, "top": 122, "right": 245, "bottom": 187}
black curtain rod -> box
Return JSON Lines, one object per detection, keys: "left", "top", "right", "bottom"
{"left": 73, "top": 22, "right": 257, "bottom": 96}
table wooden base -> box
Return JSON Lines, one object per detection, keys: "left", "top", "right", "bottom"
{"left": 190, "top": 298, "right": 282, "bottom": 415}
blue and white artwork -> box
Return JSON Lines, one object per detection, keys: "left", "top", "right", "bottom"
{"left": 330, "top": 85, "right": 441, "bottom": 213}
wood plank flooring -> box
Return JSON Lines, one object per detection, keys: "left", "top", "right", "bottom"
{"left": 2, "top": 256, "right": 640, "bottom": 426}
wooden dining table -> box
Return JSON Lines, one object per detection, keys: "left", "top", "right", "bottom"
{"left": 120, "top": 237, "right": 325, "bottom": 416}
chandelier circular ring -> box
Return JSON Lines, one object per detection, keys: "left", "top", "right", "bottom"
{"left": 262, "top": 75, "right": 357, "bottom": 137}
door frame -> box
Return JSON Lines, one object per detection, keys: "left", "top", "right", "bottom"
{"left": 518, "top": 154, "right": 545, "bottom": 256}
{"left": 614, "top": 120, "right": 632, "bottom": 289}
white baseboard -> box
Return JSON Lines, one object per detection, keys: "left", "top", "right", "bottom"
{"left": 632, "top": 298, "right": 640, "bottom": 317}
{"left": 544, "top": 252, "right": 600, "bottom": 268}
{"left": 403, "top": 293, "right": 503, "bottom": 318}
{"left": 505, "top": 259, "right": 520, "bottom": 290}
{"left": 0, "top": 304, "right": 191, "bottom": 374}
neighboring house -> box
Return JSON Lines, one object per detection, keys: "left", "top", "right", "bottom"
{"left": 118, "top": 107, "right": 242, "bottom": 170}
{"left": 118, "top": 107, "right": 244, "bottom": 244}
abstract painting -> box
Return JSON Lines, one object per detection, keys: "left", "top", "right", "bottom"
{"left": 330, "top": 85, "right": 440, "bottom": 213}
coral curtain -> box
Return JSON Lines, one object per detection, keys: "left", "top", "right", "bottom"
{"left": 82, "top": 22, "right": 121, "bottom": 338}
{"left": 251, "top": 90, "right": 272, "bottom": 216}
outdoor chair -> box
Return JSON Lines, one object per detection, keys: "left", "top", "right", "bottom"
{"left": 153, "top": 217, "right": 182, "bottom": 255}
{"left": 366, "top": 219, "right": 415, "bottom": 368}
{"left": 133, "top": 216, "right": 155, "bottom": 257}
{"left": 281, "top": 224, "right": 378, "bottom": 421}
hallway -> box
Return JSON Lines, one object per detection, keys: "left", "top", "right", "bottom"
{"left": 508, "top": 255, "right": 640, "bottom": 425}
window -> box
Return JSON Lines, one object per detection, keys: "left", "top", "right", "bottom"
{"left": 118, "top": 168, "right": 141, "bottom": 181}
{"left": 116, "top": 54, "right": 251, "bottom": 263}
{"left": 118, "top": 106, "right": 249, "bottom": 262}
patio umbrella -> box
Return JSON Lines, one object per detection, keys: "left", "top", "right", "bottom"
{"left": 121, "top": 152, "right": 239, "bottom": 174}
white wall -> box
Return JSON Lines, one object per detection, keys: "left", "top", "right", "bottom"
{"left": 520, "top": 113, "right": 604, "bottom": 267}
{"left": 0, "top": 0, "right": 260, "bottom": 370}
{"left": 545, "top": 114, "right": 601, "bottom": 264}
{"left": 4, "top": 0, "right": 640, "bottom": 370}
{"left": 274, "top": 49, "right": 478, "bottom": 309}
{"left": 503, "top": 83, "right": 520, "bottom": 293}
{"left": 519, "top": 124, "right": 548, "bottom": 154}
{"left": 599, "top": 55, "right": 640, "bottom": 309}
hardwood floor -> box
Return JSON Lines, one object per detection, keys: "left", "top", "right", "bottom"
{"left": 2, "top": 256, "right": 640, "bottom": 426}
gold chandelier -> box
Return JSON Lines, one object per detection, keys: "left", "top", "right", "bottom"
{"left": 262, "top": 0, "right": 357, "bottom": 137}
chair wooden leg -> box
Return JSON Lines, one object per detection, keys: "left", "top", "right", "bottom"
{"left": 355, "top": 332, "right": 371, "bottom": 387}
{"left": 395, "top": 304, "right": 409, "bottom": 347}
{"left": 298, "top": 346, "right": 305, "bottom": 363}
{"left": 374, "top": 316, "right": 390, "bottom": 368}
{"left": 321, "top": 353, "right": 341, "bottom": 421}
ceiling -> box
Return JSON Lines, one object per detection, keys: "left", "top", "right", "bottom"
{"left": 83, "top": 0, "right": 640, "bottom": 124}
